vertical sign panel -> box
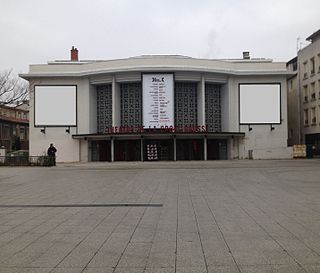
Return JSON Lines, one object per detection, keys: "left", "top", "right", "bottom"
{"left": 143, "top": 74, "right": 174, "bottom": 128}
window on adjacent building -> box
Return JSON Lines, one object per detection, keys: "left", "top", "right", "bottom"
{"left": 318, "top": 54, "right": 320, "bottom": 73}
{"left": 303, "top": 85, "right": 308, "bottom": 102}
{"left": 303, "top": 61, "right": 308, "bottom": 78}
{"left": 310, "top": 57, "right": 315, "bottom": 74}
{"left": 4, "top": 125, "right": 10, "bottom": 139}
{"left": 304, "top": 109, "right": 309, "bottom": 125}
{"left": 311, "top": 82, "right": 316, "bottom": 100}
{"left": 19, "top": 127, "right": 25, "bottom": 140}
{"left": 311, "top": 107, "right": 316, "bottom": 125}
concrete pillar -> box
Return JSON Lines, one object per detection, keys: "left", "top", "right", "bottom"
{"left": 140, "top": 138, "right": 144, "bottom": 161}
{"left": 228, "top": 137, "right": 233, "bottom": 160}
{"left": 204, "top": 136, "right": 207, "bottom": 160}
{"left": 173, "top": 136, "right": 177, "bottom": 161}
{"left": 110, "top": 138, "right": 114, "bottom": 162}
{"left": 112, "top": 75, "right": 121, "bottom": 127}
{"left": 197, "top": 74, "right": 206, "bottom": 126}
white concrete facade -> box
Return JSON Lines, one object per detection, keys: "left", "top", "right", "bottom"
{"left": 21, "top": 55, "right": 292, "bottom": 162}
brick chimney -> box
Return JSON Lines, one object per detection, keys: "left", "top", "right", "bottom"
{"left": 70, "top": 46, "right": 78, "bottom": 61}
{"left": 242, "top": 51, "right": 250, "bottom": 59}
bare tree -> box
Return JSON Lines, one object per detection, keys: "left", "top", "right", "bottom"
{"left": 0, "top": 69, "right": 29, "bottom": 106}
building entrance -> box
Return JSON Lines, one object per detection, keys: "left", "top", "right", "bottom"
{"left": 207, "top": 139, "right": 228, "bottom": 160}
{"left": 114, "top": 140, "right": 141, "bottom": 161}
{"left": 176, "top": 139, "right": 204, "bottom": 160}
{"left": 91, "top": 140, "right": 111, "bottom": 162}
{"left": 144, "top": 139, "right": 174, "bottom": 161}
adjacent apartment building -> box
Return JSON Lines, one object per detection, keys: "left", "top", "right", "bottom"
{"left": 0, "top": 101, "right": 29, "bottom": 151}
{"left": 287, "top": 29, "right": 320, "bottom": 155}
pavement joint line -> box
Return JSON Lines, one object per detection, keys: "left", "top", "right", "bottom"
{"left": 174, "top": 182, "right": 179, "bottom": 273}
{"left": 111, "top": 180, "right": 162, "bottom": 273}
{"left": 237, "top": 203, "right": 310, "bottom": 273}
{"left": 0, "top": 207, "right": 82, "bottom": 265}
{"left": 188, "top": 179, "right": 209, "bottom": 273}
{"left": 222, "top": 173, "right": 310, "bottom": 273}
{"left": 48, "top": 204, "right": 119, "bottom": 273}
{"left": 143, "top": 181, "right": 168, "bottom": 273}
{"left": 0, "top": 204, "right": 163, "bottom": 208}
{"left": 199, "top": 177, "right": 242, "bottom": 273}
{"left": 79, "top": 180, "right": 161, "bottom": 273}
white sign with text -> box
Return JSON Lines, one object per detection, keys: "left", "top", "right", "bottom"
{"left": 142, "top": 74, "right": 174, "bottom": 128}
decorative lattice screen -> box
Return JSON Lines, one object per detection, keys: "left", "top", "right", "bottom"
{"left": 97, "top": 85, "right": 112, "bottom": 133}
{"left": 175, "top": 82, "right": 198, "bottom": 128}
{"left": 120, "top": 83, "right": 142, "bottom": 127}
{"left": 205, "top": 84, "right": 221, "bottom": 132}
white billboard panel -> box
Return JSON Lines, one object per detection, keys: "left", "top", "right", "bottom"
{"left": 35, "top": 86, "right": 77, "bottom": 126}
{"left": 143, "top": 74, "right": 174, "bottom": 128}
{"left": 239, "top": 84, "right": 280, "bottom": 124}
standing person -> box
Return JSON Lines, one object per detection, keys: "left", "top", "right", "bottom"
{"left": 47, "top": 144, "right": 57, "bottom": 166}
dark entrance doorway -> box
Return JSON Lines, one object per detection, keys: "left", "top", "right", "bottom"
{"left": 144, "top": 139, "right": 174, "bottom": 161}
{"left": 91, "top": 140, "right": 111, "bottom": 162}
{"left": 114, "top": 140, "right": 141, "bottom": 161}
{"left": 176, "top": 139, "right": 204, "bottom": 160}
{"left": 207, "top": 139, "right": 228, "bottom": 160}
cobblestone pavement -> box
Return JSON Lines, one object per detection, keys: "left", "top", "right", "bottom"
{"left": 0, "top": 160, "right": 320, "bottom": 273}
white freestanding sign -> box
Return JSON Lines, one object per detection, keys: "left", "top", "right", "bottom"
{"left": 143, "top": 74, "right": 174, "bottom": 128}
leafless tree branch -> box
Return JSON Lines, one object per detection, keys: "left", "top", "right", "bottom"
{"left": 0, "top": 69, "right": 29, "bottom": 106}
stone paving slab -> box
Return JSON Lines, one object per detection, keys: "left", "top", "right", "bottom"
{"left": 0, "top": 160, "right": 320, "bottom": 273}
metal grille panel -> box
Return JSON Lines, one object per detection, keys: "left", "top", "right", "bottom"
{"left": 175, "top": 82, "right": 198, "bottom": 128}
{"left": 205, "top": 84, "right": 221, "bottom": 132}
{"left": 120, "top": 83, "right": 142, "bottom": 127}
{"left": 97, "top": 85, "right": 112, "bottom": 133}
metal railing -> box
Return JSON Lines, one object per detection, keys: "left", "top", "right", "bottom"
{"left": 0, "top": 156, "right": 55, "bottom": 166}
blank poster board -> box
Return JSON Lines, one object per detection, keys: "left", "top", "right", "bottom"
{"left": 239, "top": 84, "right": 281, "bottom": 124}
{"left": 34, "top": 85, "right": 77, "bottom": 126}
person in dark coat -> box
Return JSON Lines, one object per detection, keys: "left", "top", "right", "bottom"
{"left": 47, "top": 144, "right": 57, "bottom": 166}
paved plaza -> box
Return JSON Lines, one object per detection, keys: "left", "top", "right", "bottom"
{"left": 0, "top": 160, "right": 320, "bottom": 273}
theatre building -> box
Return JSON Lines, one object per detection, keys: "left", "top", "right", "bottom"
{"left": 20, "top": 48, "right": 293, "bottom": 162}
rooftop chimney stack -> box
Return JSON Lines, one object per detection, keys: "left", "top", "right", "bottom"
{"left": 71, "top": 46, "right": 78, "bottom": 61}
{"left": 243, "top": 51, "right": 250, "bottom": 59}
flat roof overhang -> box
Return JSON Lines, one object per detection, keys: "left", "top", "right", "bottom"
{"left": 72, "top": 132, "right": 245, "bottom": 140}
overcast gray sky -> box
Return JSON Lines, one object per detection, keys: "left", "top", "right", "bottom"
{"left": 1, "top": 0, "right": 319, "bottom": 73}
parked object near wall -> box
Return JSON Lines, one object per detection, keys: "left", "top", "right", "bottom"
{"left": 293, "top": 145, "right": 307, "bottom": 158}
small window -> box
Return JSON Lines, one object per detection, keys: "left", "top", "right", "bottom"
{"left": 303, "top": 85, "right": 308, "bottom": 102}
{"left": 19, "top": 127, "right": 25, "bottom": 140}
{"left": 311, "top": 107, "right": 316, "bottom": 125}
{"left": 311, "top": 82, "right": 316, "bottom": 100}
{"left": 310, "top": 57, "right": 315, "bottom": 74}
{"left": 303, "top": 61, "right": 308, "bottom": 78}
{"left": 304, "top": 109, "right": 309, "bottom": 125}
{"left": 4, "top": 125, "right": 10, "bottom": 139}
